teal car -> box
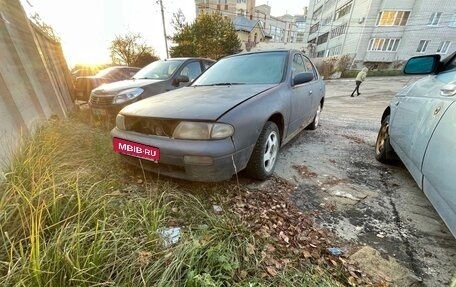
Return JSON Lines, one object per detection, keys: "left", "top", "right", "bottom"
{"left": 375, "top": 51, "right": 456, "bottom": 238}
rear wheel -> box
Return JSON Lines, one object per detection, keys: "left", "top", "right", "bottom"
{"left": 245, "top": 121, "right": 280, "bottom": 180}
{"left": 375, "top": 115, "right": 396, "bottom": 163}
{"left": 306, "top": 103, "right": 322, "bottom": 130}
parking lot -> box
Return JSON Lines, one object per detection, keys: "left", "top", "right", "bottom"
{"left": 270, "top": 76, "right": 456, "bottom": 286}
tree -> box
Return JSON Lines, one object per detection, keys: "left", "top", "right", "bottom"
{"left": 170, "top": 13, "right": 241, "bottom": 60}
{"left": 109, "top": 32, "right": 159, "bottom": 67}
{"left": 30, "top": 13, "right": 60, "bottom": 42}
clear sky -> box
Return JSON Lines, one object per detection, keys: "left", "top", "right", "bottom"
{"left": 20, "top": 0, "right": 308, "bottom": 68}
{"left": 256, "top": 0, "right": 309, "bottom": 16}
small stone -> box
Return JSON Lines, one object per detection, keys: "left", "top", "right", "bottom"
{"left": 213, "top": 205, "right": 223, "bottom": 213}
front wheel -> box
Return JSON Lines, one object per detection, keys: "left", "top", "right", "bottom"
{"left": 245, "top": 121, "right": 280, "bottom": 180}
{"left": 375, "top": 115, "right": 396, "bottom": 163}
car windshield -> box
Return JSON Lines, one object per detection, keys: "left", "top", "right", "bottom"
{"left": 193, "top": 52, "right": 287, "bottom": 86}
{"left": 133, "top": 60, "right": 185, "bottom": 80}
{"left": 94, "top": 67, "right": 121, "bottom": 78}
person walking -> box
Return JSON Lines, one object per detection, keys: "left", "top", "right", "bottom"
{"left": 351, "top": 67, "right": 368, "bottom": 97}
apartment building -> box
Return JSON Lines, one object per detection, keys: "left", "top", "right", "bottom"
{"left": 195, "top": 0, "right": 256, "bottom": 18}
{"left": 195, "top": 0, "right": 307, "bottom": 51}
{"left": 305, "top": 0, "right": 456, "bottom": 67}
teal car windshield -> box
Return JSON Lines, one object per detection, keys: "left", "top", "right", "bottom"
{"left": 193, "top": 52, "right": 287, "bottom": 85}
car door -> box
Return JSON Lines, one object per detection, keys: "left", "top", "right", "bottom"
{"left": 289, "top": 53, "right": 313, "bottom": 134}
{"left": 389, "top": 65, "right": 456, "bottom": 187}
{"left": 421, "top": 100, "right": 456, "bottom": 237}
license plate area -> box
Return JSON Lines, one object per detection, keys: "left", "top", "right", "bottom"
{"left": 113, "top": 137, "right": 160, "bottom": 162}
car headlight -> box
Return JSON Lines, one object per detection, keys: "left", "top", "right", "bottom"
{"left": 116, "top": 114, "right": 126, "bottom": 130}
{"left": 113, "top": 88, "right": 144, "bottom": 104}
{"left": 172, "top": 122, "right": 234, "bottom": 140}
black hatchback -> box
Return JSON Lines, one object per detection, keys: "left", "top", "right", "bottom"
{"left": 89, "top": 57, "right": 215, "bottom": 120}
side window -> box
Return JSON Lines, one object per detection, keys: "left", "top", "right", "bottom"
{"left": 180, "top": 61, "right": 203, "bottom": 82}
{"left": 128, "top": 68, "right": 139, "bottom": 77}
{"left": 292, "top": 54, "right": 305, "bottom": 78}
{"left": 303, "top": 56, "right": 317, "bottom": 80}
{"left": 203, "top": 60, "right": 214, "bottom": 70}
{"left": 442, "top": 55, "right": 456, "bottom": 73}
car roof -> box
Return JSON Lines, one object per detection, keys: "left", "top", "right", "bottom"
{"left": 159, "top": 57, "right": 215, "bottom": 62}
{"left": 108, "top": 65, "right": 141, "bottom": 69}
{"left": 222, "top": 48, "right": 300, "bottom": 59}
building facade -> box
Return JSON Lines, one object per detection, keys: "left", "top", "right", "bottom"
{"left": 195, "top": 0, "right": 256, "bottom": 18}
{"left": 195, "top": 0, "right": 308, "bottom": 52}
{"left": 305, "top": 0, "right": 456, "bottom": 67}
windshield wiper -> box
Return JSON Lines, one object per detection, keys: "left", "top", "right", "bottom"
{"left": 210, "top": 82, "right": 245, "bottom": 86}
{"left": 192, "top": 82, "right": 245, "bottom": 87}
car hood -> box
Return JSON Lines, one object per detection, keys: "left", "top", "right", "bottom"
{"left": 120, "top": 84, "right": 277, "bottom": 120}
{"left": 94, "top": 78, "right": 166, "bottom": 93}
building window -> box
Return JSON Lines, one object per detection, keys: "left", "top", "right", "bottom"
{"left": 437, "top": 41, "right": 451, "bottom": 54}
{"left": 310, "top": 22, "right": 319, "bottom": 34}
{"left": 334, "top": 1, "right": 352, "bottom": 20}
{"left": 313, "top": 6, "right": 322, "bottom": 20}
{"left": 428, "top": 12, "right": 442, "bottom": 26}
{"left": 368, "top": 38, "right": 401, "bottom": 52}
{"left": 317, "top": 32, "right": 329, "bottom": 45}
{"left": 330, "top": 23, "right": 347, "bottom": 38}
{"left": 450, "top": 13, "right": 456, "bottom": 27}
{"left": 376, "top": 10, "right": 410, "bottom": 26}
{"left": 416, "top": 40, "right": 430, "bottom": 53}
{"left": 316, "top": 50, "right": 325, "bottom": 57}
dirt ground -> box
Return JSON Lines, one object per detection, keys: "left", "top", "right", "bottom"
{"left": 269, "top": 76, "right": 456, "bottom": 286}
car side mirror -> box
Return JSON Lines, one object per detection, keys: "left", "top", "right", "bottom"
{"left": 404, "top": 54, "right": 441, "bottom": 75}
{"left": 173, "top": 75, "right": 190, "bottom": 86}
{"left": 293, "top": 72, "right": 314, "bottom": 86}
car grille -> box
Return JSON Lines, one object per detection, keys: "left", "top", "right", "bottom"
{"left": 90, "top": 95, "right": 115, "bottom": 105}
{"left": 125, "top": 116, "right": 179, "bottom": 138}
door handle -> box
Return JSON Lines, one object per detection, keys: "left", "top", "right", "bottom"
{"left": 309, "top": 90, "right": 313, "bottom": 95}
{"left": 395, "top": 101, "right": 400, "bottom": 106}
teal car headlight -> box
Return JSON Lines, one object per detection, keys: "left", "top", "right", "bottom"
{"left": 172, "top": 122, "right": 234, "bottom": 140}
{"left": 113, "top": 88, "right": 144, "bottom": 104}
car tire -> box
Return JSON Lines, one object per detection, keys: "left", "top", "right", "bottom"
{"left": 306, "top": 103, "right": 322, "bottom": 130}
{"left": 375, "top": 115, "right": 396, "bottom": 163}
{"left": 245, "top": 121, "right": 280, "bottom": 180}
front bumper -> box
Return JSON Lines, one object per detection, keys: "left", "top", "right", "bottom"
{"left": 111, "top": 128, "right": 253, "bottom": 182}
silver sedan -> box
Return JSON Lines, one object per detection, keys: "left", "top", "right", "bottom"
{"left": 111, "top": 49, "right": 325, "bottom": 182}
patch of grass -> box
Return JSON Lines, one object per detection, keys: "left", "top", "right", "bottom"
{"left": 0, "top": 115, "right": 344, "bottom": 286}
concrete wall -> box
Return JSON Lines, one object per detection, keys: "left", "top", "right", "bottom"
{"left": 0, "top": 0, "right": 73, "bottom": 167}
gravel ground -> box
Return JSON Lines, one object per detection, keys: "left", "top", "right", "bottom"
{"left": 272, "top": 76, "right": 456, "bottom": 287}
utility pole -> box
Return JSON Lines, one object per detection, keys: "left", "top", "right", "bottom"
{"left": 159, "top": 0, "right": 169, "bottom": 58}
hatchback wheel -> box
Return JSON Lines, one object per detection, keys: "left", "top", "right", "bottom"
{"left": 375, "top": 115, "right": 396, "bottom": 163}
{"left": 246, "top": 121, "right": 280, "bottom": 180}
